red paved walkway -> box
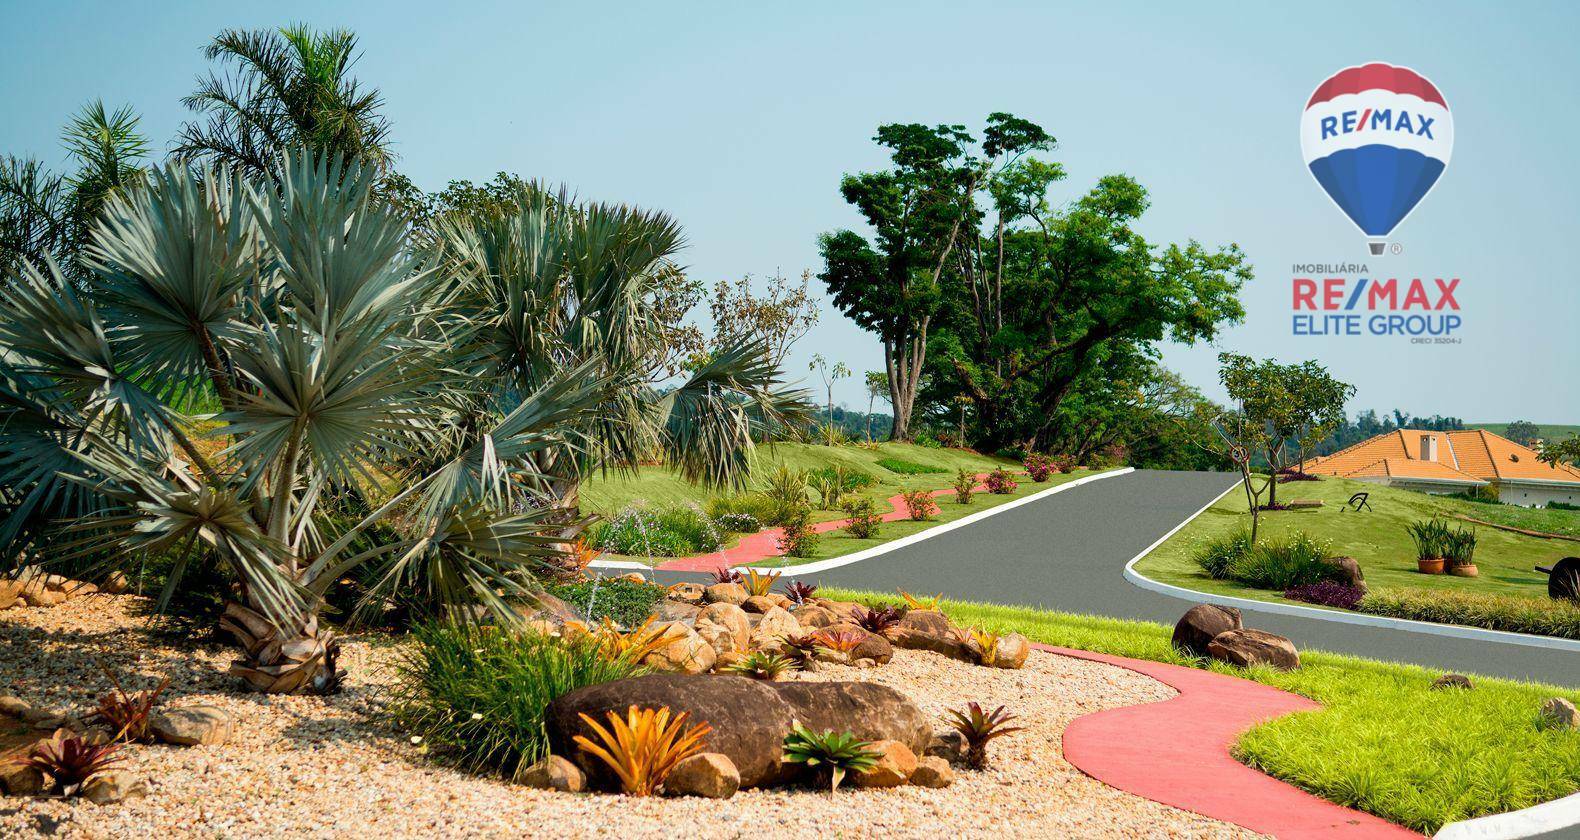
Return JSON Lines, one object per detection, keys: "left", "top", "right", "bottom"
{"left": 1043, "top": 643, "right": 1422, "bottom": 839}
{"left": 654, "top": 473, "right": 999, "bottom": 573}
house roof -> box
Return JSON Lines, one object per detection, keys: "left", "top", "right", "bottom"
{"left": 1306, "top": 428, "right": 1580, "bottom": 486}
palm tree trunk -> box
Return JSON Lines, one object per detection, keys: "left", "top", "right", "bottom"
{"left": 220, "top": 601, "right": 341, "bottom": 694}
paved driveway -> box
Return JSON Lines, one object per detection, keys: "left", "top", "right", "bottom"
{"left": 662, "top": 469, "right": 1578, "bottom": 686}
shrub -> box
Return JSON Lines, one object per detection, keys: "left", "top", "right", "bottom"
{"left": 1275, "top": 467, "right": 1322, "bottom": 482}
{"left": 781, "top": 725, "right": 882, "bottom": 792}
{"left": 546, "top": 579, "right": 663, "bottom": 627}
{"left": 912, "top": 431, "right": 944, "bottom": 449}
{"left": 705, "top": 493, "right": 778, "bottom": 525}
{"left": 945, "top": 702, "right": 1025, "bottom": 770}
{"left": 840, "top": 496, "right": 883, "bottom": 539}
{"left": 1053, "top": 454, "right": 1077, "bottom": 474}
{"left": 811, "top": 474, "right": 846, "bottom": 510}
{"left": 1358, "top": 588, "right": 1580, "bottom": 640}
{"left": 1024, "top": 453, "right": 1055, "bottom": 482}
{"left": 574, "top": 705, "right": 712, "bottom": 796}
{"left": 1549, "top": 501, "right": 1580, "bottom": 511}
{"left": 1447, "top": 485, "right": 1502, "bottom": 504}
{"left": 806, "top": 465, "right": 876, "bottom": 492}
{"left": 876, "top": 457, "right": 945, "bottom": 475}
{"left": 392, "top": 622, "right": 647, "bottom": 780}
{"left": 1194, "top": 530, "right": 1253, "bottom": 579}
{"left": 1285, "top": 581, "right": 1366, "bottom": 610}
{"left": 763, "top": 465, "right": 811, "bottom": 524}
{"left": 984, "top": 468, "right": 1018, "bottom": 494}
{"left": 777, "top": 506, "right": 819, "bottom": 558}
{"left": 1224, "top": 533, "right": 1339, "bottom": 590}
{"left": 712, "top": 511, "right": 762, "bottom": 534}
{"left": 952, "top": 469, "right": 976, "bottom": 504}
{"left": 900, "top": 489, "right": 939, "bottom": 521}
{"left": 591, "top": 505, "right": 722, "bottom": 557}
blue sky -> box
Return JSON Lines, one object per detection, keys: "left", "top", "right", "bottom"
{"left": 3, "top": 1, "right": 1576, "bottom": 422}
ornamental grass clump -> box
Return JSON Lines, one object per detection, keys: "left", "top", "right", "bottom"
{"left": 946, "top": 702, "right": 1025, "bottom": 769}
{"left": 574, "top": 705, "right": 712, "bottom": 796}
{"left": 901, "top": 489, "right": 939, "bottom": 521}
{"left": 1194, "top": 530, "right": 1253, "bottom": 579}
{"left": 391, "top": 621, "right": 647, "bottom": 781}
{"left": 781, "top": 725, "right": 882, "bottom": 792}
{"left": 1224, "top": 532, "right": 1337, "bottom": 590}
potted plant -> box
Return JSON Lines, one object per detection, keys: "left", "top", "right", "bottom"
{"left": 1446, "top": 526, "right": 1479, "bottom": 577}
{"left": 1408, "top": 519, "right": 1445, "bottom": 574}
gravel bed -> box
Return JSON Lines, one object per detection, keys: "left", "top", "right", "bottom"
{"left": 0, "top": 595, "right": 1262, "bottom": 839}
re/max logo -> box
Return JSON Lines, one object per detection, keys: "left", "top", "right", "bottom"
{"left": 1319, "top": 108, "right": 1437, "bottom": 140}
{"left": 1292, "top": 278, "right": 1459, "bottom": 311}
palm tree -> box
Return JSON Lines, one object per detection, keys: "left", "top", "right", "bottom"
{"left": 0, "top": 101, "right": 147, "bottom": 279}
{"left": 174, "top": 26, "right": 393, "bottom": 181}
{"left": 0, "top": 152, "right": 805, "bottom": 693}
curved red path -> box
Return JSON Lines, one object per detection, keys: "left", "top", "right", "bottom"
{"left": 1043, "top": 643, "right": 1422, "bottom": 839}
{"left": 654, "top": 473, "right": 999, "bottom": 573}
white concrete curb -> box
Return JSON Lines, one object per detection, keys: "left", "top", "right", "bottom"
{"left": 1120, "top": 486, "right": 1580, "bottom": 653}
{"left": 1433, "top": 791, "right": 1580, "bottom": 840}
{"left": 590, "top": 467, "right": 1137, "bottom": 577}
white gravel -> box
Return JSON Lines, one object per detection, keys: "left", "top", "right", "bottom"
{"left": 0, "top": 595, "right": 1262, "bottom": 839}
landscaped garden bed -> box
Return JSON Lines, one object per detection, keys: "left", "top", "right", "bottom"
{"left": 0, "top": 593, "right": 1256, "bottom": 838}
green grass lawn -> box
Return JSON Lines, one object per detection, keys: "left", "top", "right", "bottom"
{"left": 821, "top": 587, "right": 1580, "bottom": 834}
{"left": 1132, "top": 475, "right": 1576, "bottom": 607}
{"left": 1469, "top": 422, "right": 1580, "bottom": 442}
{"left": 582, "top": 442, "right": 1094, "bottom": 566}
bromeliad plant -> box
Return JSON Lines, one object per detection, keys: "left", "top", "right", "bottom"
{"left": 87, "top": 662, "right": 170, "bottom": 743}
{"left": 724, "top": 650, "right": 797, "bottom": 681}
{"left": 781, "top": 724, "right": 881, "bottom": 792}
{"left": 850, "top": 604, "right": 904, "bottom": 636}
{"left": 22, "top": 731, "right": 125, "bottom": 796}
{"left": 782, "top": 579, "right": 817, "bottom": 605}
{"left": 743, "top": 567, "right": 782, "bottom": 597}
{"left": 0, "top": 151, "right": 808, "bottom": 693}
{"left": 946, "top": 702, "right": 1024, "bottom": 769}
{"left": 573, "top": 705, "right": 712, "bottom": 796}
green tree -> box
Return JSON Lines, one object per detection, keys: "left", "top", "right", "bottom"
{"left": 1217, "top": 353, "right": 1354, "bottom": 511}
{"left": 864, "top": 369, "right": 889, "bottom": 441}
{"left": 809, "top": 354, "right": 851, "bottom": 445}
{"left": 1505, "top": 420, "right": 1541, "bottom": 448}
{"left": 1540, "top": 437, "right": 1580, "bottom": 469}
{"left": 819, "top": 122, "right": 979, "bottom": 440}
{"left": 174, "top": 25, "right": 393, "bottom": 181}
{"left": 0, "top": 152, "right": 805, "bottom": 693}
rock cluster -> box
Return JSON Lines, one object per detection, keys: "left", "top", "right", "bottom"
{"left": 1172, "top": 605, "right": 1299, "bottom": 670}
{"left": 0, "top": 567, "right": 125, "bottom": 612}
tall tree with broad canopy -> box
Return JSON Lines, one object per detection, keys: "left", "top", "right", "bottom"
{"left": 819, "top": 121, "right": 979, "bottom": 440}
{"left": 0, "top": 152, "right": 806, "bottom": 693}
{"left": 1217, "top": 353, "right": 1355, "bottom": 510}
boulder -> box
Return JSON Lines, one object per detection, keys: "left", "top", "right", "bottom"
{"left": 741, "top": 595, "right": 778, "bottom": 614}
{"left": 852, "top": 740, "right": 916, "bottom": 788}
{"left": 81, "top": 770, "right": 147, "bottom": 805}
{"left": 0, "top": 762, "right": 46, "bottom": 795}
{"left": 21, "top": 587, "right": 65, "bottom": 608}
{"left": 991, "top": 633, "right": 1030, "bottom": 669}
{"left": 1171, "top": 604, "right": 1242, "bottom": 658}
{"left": 1540, "top": 698, "right": 1579, "bottom": 730}
{"left": 925, "top": 729, "right": 964, "bottom": 763}
{"left": 697, "top": 603, "right": 751, "bottom": 650}
{"left": 665, "top": 752, "right": 739, "bottom": 799}
{"left": 667, "top": 582, "right": 706, "bottom": 604}
{"left": 0, "top": 579, "right": 23, "bottom": 610}
{"left": 641, "top": 623, "right": 717, "bottom": 674}
{"left": 1208, "top": 628, "right": 1299, "bottom": 670}
{"left": 694, "top": 620, "right": 741, "bottom": 659}
{"left": 42, "top": 574, "right": 68, "bottom": 591}
{"left": 547, "top": 673, "right": 794, "bottom": 789}
{"left": 1432, "top": 674, "right": 1473, "bottom": 690}
{"left": 767, "top": 594, "right": 795, "bottom": 611}
{"left": 1320, "top": 556, "right": 1366, "bottom": 592}
{"left": 769, "top": 681, "right": 930, "bottom": 758}
{"left": 852, "top": 629, "right": 894, "bottom": 665}
{"left": 0, "top": 695, "right": 31, "bottom": 718}
{"left": 703, "top": 583, "right": 748, "bottom": 606}
{"left": 101, "top": 571, "right": 130, "bottom": 595}
{"left": 890, "top": 611, "right": 975, "bottom": 663}
{"left": 151, "top": 705, "right": 233, "bottom": 746}
{"left": 650, "top": 601, "right": 702, "bottom": 624}
{"left": 909, "top": 755, "right": 955, "bottom": 788}
{"left": 59, "top": 580, "right": 97, "bottom": 597}
{"left": 792, "top": 604, "right": 839, "bottom": 628}
{"left": 815, "top": 600, "right": 866, "bottom": 622}
{"left": 755, "top": 606, "right": 800, "bottom": 639}
{"left": 517, "top": 755, "right": 585, "bottom": 792}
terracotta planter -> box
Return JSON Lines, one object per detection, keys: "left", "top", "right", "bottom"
{"left": 1417, "top": 557, "right": 1445, "bottom": 574}
{"left": 1448, "top": 564, "right": 1479, "bottom": 578}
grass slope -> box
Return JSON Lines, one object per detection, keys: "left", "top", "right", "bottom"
{"left": 1132, "top": 475, "right": 1576, "bottom": 607}
{"left": 821, "top": 587, "right": 1580, "bottom": 834}
{"left": 1469, "top": 422, "right": 1580, "bottom": 442}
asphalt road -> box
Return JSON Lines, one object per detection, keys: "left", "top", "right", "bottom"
{"left": 657, "top": 469, "right": 1579, "bottom": 686}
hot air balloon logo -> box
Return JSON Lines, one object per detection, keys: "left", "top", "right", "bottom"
{"left": 1301, "top": 63, "right": 1453, "bottom": 255}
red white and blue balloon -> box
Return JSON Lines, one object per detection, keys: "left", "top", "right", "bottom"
{"left": 1300, "top": 63, "right": 1452, "bottom": 251}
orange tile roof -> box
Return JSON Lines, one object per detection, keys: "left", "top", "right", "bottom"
{"left": 1307, "top": 428, "right": 1580, "bottom": 486}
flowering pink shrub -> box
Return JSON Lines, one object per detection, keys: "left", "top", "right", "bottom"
{"left": 1023, "top": 453, "right": 1055, "bottom": 482}
{"left": 983, "top": 468, "right": 1018, "bottom": 495}
{"left": 901, "top": 489, "right": 939, "bottom": 520}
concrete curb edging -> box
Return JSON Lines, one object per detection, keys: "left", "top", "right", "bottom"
{"left": 1120, "top": 484, "right": 1580, "bottom": 654}
{"left": 1433, "top": 792, "right": 1580, "bottom": 840}
{"left": 588, "top": 467, "right": 1137, "bottom": 576}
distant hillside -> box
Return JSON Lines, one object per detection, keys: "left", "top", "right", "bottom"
{"left": 1468, "top": 423, "right": 1580, "bottom": 442}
